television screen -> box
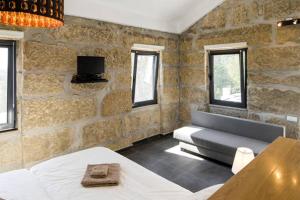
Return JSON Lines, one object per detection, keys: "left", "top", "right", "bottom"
{"left": 77, "top": 56, "right": 105, "bottom": 75}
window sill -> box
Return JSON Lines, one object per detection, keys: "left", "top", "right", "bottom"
{"left": 132, "top": 103, "right": 159, "bottom": 110}
{"left": 0, "top": 128, "right": 18, "bottom": 134}
{"left": 209, "top": 104, "right": 248, "bottom": 111}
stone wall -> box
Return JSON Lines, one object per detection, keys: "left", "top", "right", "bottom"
{"left": 0, "top": 16, "right": 179, "bottom": 172}
{"left": 179, "top": 0, "right": 300, "bottom": 138}
{"left": 0, "top": 0, "right": 299, "bottom": 173}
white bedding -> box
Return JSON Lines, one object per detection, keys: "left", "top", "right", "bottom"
{"left": 30, "top": 147, "right": 195, "bottom": 200}
{"left": 0, "top": 169, "right": 51, "bottom": 200}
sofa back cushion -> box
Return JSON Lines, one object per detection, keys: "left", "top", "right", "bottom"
{"left": 191, "top": 111, "right": 285, "bottom": 143}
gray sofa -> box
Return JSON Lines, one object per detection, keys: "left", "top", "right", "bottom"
{"left": 174, "top": 111, "right": 285, "bottom": 165}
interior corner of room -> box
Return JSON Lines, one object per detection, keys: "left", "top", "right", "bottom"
{"left": 0, "top": 0, "right": 299, "bottom": 200}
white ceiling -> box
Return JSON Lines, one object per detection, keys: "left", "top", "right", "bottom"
{"left": 65, "top": 0, "right": 224, "bottom": 34}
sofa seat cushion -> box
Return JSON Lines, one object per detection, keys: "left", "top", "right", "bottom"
{"left": 174, "top": 126, "right": 268, "bottom": 157}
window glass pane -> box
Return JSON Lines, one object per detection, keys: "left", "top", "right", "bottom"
{"left": 134, "top": 55, "right": 156, "bottom": 103}
{"left": 0, "top": 47, "right": 8, "bottom": 124}
{"left": 213, "top": 54, "right": 241, "bottom": 103}
{"left": 131, "top": 52, "right": 135, "bottom": 89}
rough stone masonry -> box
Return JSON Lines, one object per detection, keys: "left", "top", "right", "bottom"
{"left": 0, "top": 0, "right": 299, "bottom": 172}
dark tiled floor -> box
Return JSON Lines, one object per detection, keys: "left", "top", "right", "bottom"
{"left": 118, "top": 134, "right": 233, "bottom": 192}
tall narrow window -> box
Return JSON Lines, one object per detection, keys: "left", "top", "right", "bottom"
{"left": 209, "top": 49, "right": 247, "bottom": 108}
{"left": 0, "top": 40, "right": 16, "bottom": 131}
{"left": 131, "top": 50, "right": 159, "bottom": 108}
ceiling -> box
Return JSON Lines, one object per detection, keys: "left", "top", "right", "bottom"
{"left": 65, "top": 0, "right": 224, "bottom": 34}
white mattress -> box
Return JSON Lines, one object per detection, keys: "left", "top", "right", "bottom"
{"left": 0, "top": 169, "right": 52, "bottom": 200}
{"left": 30, "top": 147, "right": 195, "bottom": 200}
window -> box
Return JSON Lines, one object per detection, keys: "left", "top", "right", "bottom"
{"left": 131, "top": 50, "right": 159, "bottom": 108}
{"left": 0, "top": 40, "right": 16, "bottom": 132}
{"left": 209, "top": 49, "right": 247, "bottom": 108}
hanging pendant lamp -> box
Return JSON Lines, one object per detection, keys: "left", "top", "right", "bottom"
{"left": 0, "top": 0, "right": 64, "bottom": 28}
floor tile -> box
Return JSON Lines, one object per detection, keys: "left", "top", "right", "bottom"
{"left": 119, "top": 134, "right": 233, "bottom": 192}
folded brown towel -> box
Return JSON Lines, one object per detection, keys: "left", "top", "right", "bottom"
{"left": 81, "top": 164, "right": 120, "bottom": 187}
{"left": 90, "top": 164, "right": 109, "bottom": 178}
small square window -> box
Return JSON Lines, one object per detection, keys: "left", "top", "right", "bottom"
{"left": 131, "top": 51, "right": 159, "bottom": 108}
{"left": 209, "top": 49, "right": 247, "bottom": 108}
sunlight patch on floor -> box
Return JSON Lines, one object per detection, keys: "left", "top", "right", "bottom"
{"left": 165, "top": 145, "right": 204, "bottom": 161}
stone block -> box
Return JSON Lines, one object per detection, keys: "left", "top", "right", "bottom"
{"left": 180, "top": 87, "right": 207, "bottom": 104}
{"left": 104, "top": 137, "right": 132, "bottom": 151}
{"left": 228, "top": 3, "right": 250, "bottom": 26}
{"left": 248, "top": 87, "right": 300, "bottom": 116}
{"left": 250, "top": 0, "right": 264, "bottom": 17}
{"left": 101, "top": 90, "right": 132, "bottom": 116}
{"left": 129, "top": 132, "right": 148, "bottom": 143}
{"left": 263, "top": 0, "right": 291, "bottom": 20}
{"left": 163, "top": 67, "right": 178, "bottom": 86}
{"left": 200, "top": 5, "right": 226, "bottom": 29}
{"left": 166, "top": 38, "right": 179, "bottom": 50}
{"left": 290, "top": 0, "right": 300, "bottom": 14}
{"left": 196, "top": 24, "right": 272, "bottom": 49}
{"left": 23, "top": 128, "right": 72, "bottom": 165}
{"left": 123, "top": 106, "right": 160, "bottom": 134}
{"left": 22, "top": 96, "right": 97, "bottom": 130}
{"left": 121, "top": 30, "right": 170, "bottom": 49}
{"left": 135, "top": 34, "right": 156, "bottom": 45}
{"left": 179, "top": 103, "right": 191, "bottom": 123}
{"left": 0, "top": 132, "right": 22, "bottom": 172}
{"left": 248, "top": 72, "right": 300, "bottom": 88}
{"left": 81, "top": 118, "right": 122, "bottom": 148}
{"left": 180, "top": 38, "right": 193, "bottom": 52}
{"left": 277, "top": 25, "right": 300, "bottom": 44}
{"left": 113, "top": 72, "right": 132, "bottom": 89}
{"left": 161, "top": 87, "right": 179, "bottom": 104}
{"left": 96, "top": 48, "right": 131, "bottom": 70}
{"left": 163, "top": 51, "right": 179, "bottom": 66}
{"left": 23, "top": 73, "right": 65, "bottom": 96}
{"left": 161, "top": 103, "right": 178, "bottom": 124}
{"left": 179, "top": 67, "right": 205, "bottom": 86}
{"left": 161, "top": 103, "right": 178, "bottom": 132}
{"left": 70, "top": 82, "right": 108, "bottom": 94}
{"left": 144, "top": 126, "right": 161, "bottom": 138}
{"left": 157, "top": 37, "right": 178, "bottom": 50}
{"left": 180, "top": 51, "right": 204, "bottom": 66}
{"left": 248, "top": 46, "right": 300, "bottom": 71}
{"left": 162, "top": 121, "right": 179, "bottom": 134}
{"left": 24, "top": 42, "right": 76, "bottom": 72}
{"left": 209, "top": 106, "right": 249, "bottom": 119}
{"left": 48, "top": 23, "right": 119, "bottom": 45}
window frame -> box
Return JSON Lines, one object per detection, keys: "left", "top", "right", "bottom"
{"left": 0, "top": 40, "right": 16, "bottom": 132}
{"left": 131, "top": 50, "right": 160, "bottom": 108}
{"left": 208, "top": 48, "right": 247, "bottom": 108}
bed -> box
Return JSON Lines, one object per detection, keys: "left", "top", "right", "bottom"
{"left": 0, "top": 147, "right": 210, "bottom": 200}
{"left": 0, "top": 169, "right": 52, "bottom": 200}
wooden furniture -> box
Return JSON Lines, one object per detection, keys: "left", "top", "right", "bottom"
{"left": 209, "top": 137, "right": 300, "bottom": 200}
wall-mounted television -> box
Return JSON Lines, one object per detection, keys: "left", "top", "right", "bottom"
{"left": 77, "top": 56, "right": 105, "bottom": 75}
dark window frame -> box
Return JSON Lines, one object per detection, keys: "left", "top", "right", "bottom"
{"left": 208, "top": 48, "right": 247, "bottom": 108}
{"left": 131, "top": 50, "right": 159, "bottom": 108}
{"left": 0, "top": 40, "right": 16, "bottom": 132}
